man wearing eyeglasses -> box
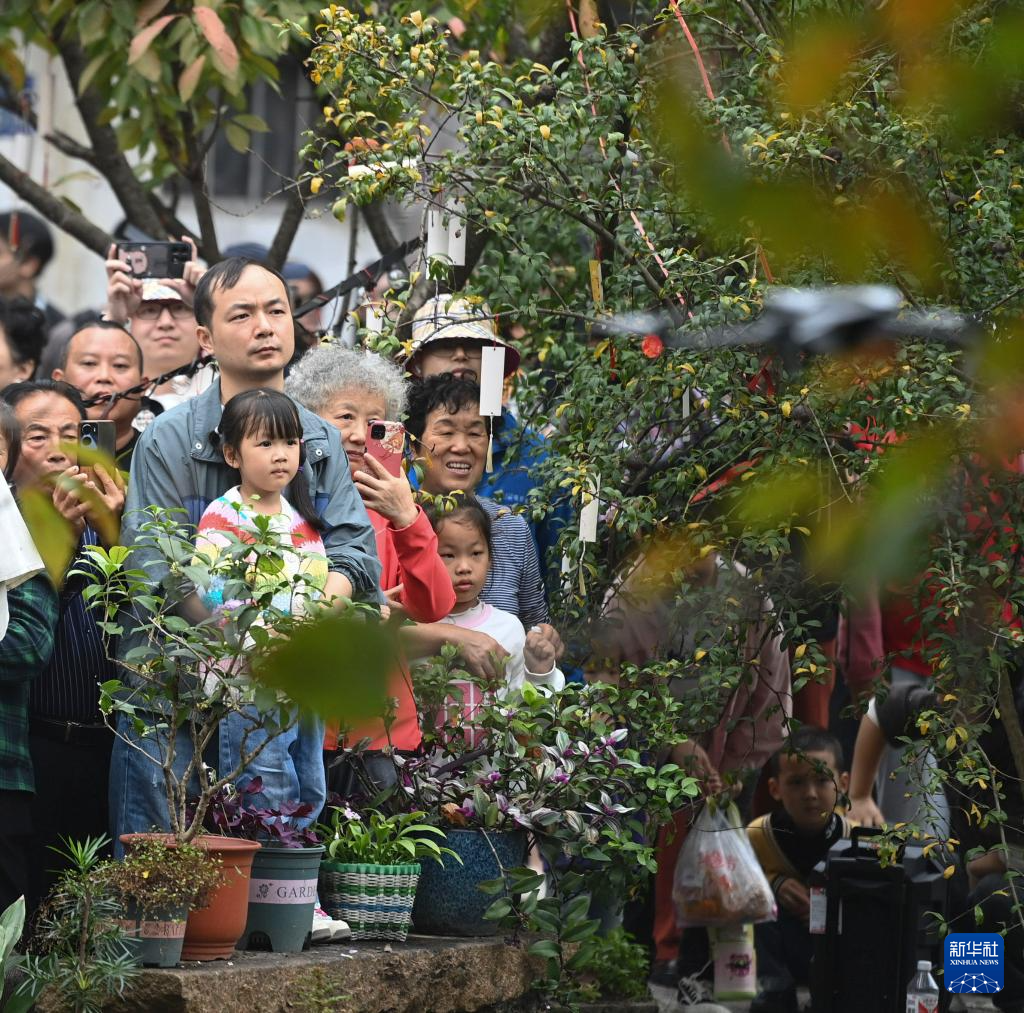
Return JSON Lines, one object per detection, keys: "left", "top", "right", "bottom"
{"left": 102, "top": 239, "right": 216, "bottom": 410}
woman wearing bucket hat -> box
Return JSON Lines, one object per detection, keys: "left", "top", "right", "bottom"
{"left": 400, "top": 295, "right": 568, "bottom": 579}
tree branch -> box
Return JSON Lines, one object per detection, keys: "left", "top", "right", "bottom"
{"left": 267, "top": 178, "right": 310, "bottom": 270}
{"left": 0, "top": 148, "right": 111, "bottom": 255}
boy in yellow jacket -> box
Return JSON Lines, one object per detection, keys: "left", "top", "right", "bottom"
{"left": 746, "top": 726, "right": 855, "bottom": 1013}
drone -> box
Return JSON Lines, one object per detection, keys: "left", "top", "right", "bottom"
{"left": 593, "top": 285, "right": 978, "bottom": 369}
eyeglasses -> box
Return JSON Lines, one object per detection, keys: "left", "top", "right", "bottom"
{"left": 135, "top": 301, "right": 194, "bottom": 321}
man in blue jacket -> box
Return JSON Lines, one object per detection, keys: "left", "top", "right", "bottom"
{"left": 112, "top": 257, "right": 381, "bottom": 843}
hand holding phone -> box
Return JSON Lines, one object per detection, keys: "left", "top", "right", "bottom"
{"left": 354, "top": 420, "right": 416, "bottom": 528}
{"left": 117, "top": 241, "right": 191, "bottom": 280}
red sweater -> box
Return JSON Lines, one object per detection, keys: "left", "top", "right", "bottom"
{"left": 325, "top": 506, "right": 455, "bottom": 752}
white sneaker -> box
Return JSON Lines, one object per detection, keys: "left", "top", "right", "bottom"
{"left": 311, "top": 905, "right": 351, "bottom": 943}
{"left": 676, "top": 975, "right": 729, "bottom": 1011}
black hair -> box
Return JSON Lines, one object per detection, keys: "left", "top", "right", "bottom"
{"left": 1, "top": 297, "right": 46, "bottom": 374}
{"left": 767, "top": 725, "right": 846, "bottom": 778}
{"left": 218, "top": 388, "right": 322, "bottom": 530}
{"left": 60, "top": 320, "right": 144, "bottom": 372}
{"left": 425, "top": 492, "right": 494, "bottom": 559}
{"left": 0, "top": 401, "right": 20, "bottom": 480}
{"left": 193, "top": 257, "right": 288, "bottom": 330}
{"left": 0, "top": 211, "right": 55, "bottom": 272}
{"left": 1, "top": 378, "right": 87, "bottom": 419}
{"left": 405, "top": 373, "right": 485, "bottom": 441}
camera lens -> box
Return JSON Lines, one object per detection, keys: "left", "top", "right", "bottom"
{"left": 370, "top": 424, "right": 386, "bottom": 439}
{"left": 81, "top": 434, "right": 95, "bottom": 448}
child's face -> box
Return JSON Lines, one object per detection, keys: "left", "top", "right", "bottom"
{"left": 436, "top": 516, "right": 490, "bottom": 608}
{"left": 223, "top": 429, "right": 300, "bottom": 500}
{"left": 768, "top": 749, "right": 848, "bottom": 834}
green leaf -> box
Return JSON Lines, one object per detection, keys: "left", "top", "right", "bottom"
{"left": 19, "top": 490, "right": 76, "bottom": 586}
{"left": 483, "top": 897, "right": 512, "bottom": 920}
{"left": 527, "top": 939, "right": 561, "bottom": 960}
{"left": 252, "top": 611, "right": 395, "bottom": 722}
{"left": 77, "top": 53, "right": 108, "bottom": 96}
{"left": 233, "top": 113, "right": 269, "bottom": 132}
{"left": 225, "top": 122, "right": 249, "bottom": 153}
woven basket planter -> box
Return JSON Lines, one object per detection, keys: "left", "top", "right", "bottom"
{"left": 318, "top": 860, "right": 420, "bottom": 941}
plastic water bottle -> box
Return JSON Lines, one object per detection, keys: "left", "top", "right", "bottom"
{"left": 906, "top": 959, "right": 940, "bottom": 1013}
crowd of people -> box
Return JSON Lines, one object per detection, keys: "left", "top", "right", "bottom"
{"left": 0, "top": 210, "right": 1019, "bottom": 1012}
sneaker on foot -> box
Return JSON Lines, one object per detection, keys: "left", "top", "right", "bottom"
{"left": 676, "top": 974, "right": 715, "bottom": 1006}
{"left": 311, "top": 905, "right": 351, "bottom": 943}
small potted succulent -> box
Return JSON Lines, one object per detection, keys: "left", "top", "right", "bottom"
{"left": 316, "top": 806, "right": 458, "bottom": 941}
{"left": 202, "top": 779, "right": 325, "bottom": 954}
{"left": 98, "top": 837, "right": 223, "bottom": 968}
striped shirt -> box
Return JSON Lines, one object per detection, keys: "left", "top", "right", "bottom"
{"left": 30, "top": 529, "right": 115, "bottom": 723}
{"left": 479, "top": 498, "right": 548, "bottom": 628}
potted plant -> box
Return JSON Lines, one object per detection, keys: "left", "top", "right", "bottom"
{"left": 316, "top": 806, "right": 458, "bottom": 941}
{"left": 404, "top": 649, "right": 700, "bottom": 1000}
{"left": 202, "top": 779, "right": 325, "bottom": 953}
{"left": 78, "top": 509, "right": 389, "bottom": 961}
{"left": 97, "top": 837, "right": 223, "bottom": 967}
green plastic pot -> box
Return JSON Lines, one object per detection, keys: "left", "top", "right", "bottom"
{"left": 120, "top": 900, "right": 189, "bottom": 968}
{"left": 241, "top": 844, "right": 324, "bottom": 953}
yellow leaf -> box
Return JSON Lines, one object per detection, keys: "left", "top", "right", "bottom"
{"left": 539, "top": 124, "right": 551, "bottom": 140}
{"left": 310, "top": 176, "right": 324, "bottom": 195}
{"left": 780, "top": 401, "right": 792, "bottom": 417}
{"left": 946, "top": 734, "right": 958, "bottom": 752}
{"left": 408, "top": 9, "right": 423, "bottom": 26}
{"left": 794, "top": 644, "right": 807, "bottom": 659}
{"left": 698, "top": 544, "right": 715, "bottom": 559}
{"left": 694, "top": 648, "right": 707, "bottom": 662}
{"left": 943, "top": 865, "right": 956, "bottom": 879}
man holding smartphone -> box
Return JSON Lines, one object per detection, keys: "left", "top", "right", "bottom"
{"left": 103, "top": 237, "right": 215, "bottom": 409}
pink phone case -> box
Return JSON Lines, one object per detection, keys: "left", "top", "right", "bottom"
{"left": 366, "top": 419, "right": 405, "bottom": 477}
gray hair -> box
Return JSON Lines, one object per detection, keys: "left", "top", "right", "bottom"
{"left": 285, "top": 344, "right": 407, "bottom": 419}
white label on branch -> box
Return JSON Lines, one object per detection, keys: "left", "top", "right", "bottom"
{"left": 448, "top": 199, "right": 467, "bottom": 266}
{"left": 579, "top": 475, "right": 601, "bottom": 543}
{"left": 479, "top": 346, "right": 505, "bottom": 416}
{"left": 426, "top": 202, "right": 449, "bottom": 259}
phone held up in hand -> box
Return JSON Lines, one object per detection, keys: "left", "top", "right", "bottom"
{"left": 78, "top": 420, "right": 117, "bottom": 476}
{"left": 366, "top": 419, "right": 405, "bottom": 478}
{"left": 117, "top": 241, "right": 190, "bottom": 279}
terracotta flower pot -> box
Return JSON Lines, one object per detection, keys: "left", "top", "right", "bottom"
{"left": 181, "top": 836, "right": 261, "bottom": 960}
{"left": 118, "top": 833, "right": 260, "bottom": 961}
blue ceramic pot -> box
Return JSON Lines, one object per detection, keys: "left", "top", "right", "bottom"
{"left": 412, "top": 828, "right": 527, "bottom": 936}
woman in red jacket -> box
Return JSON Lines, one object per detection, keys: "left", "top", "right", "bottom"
{"left": 286, "top": 346, "right": 456, "bottom": 793}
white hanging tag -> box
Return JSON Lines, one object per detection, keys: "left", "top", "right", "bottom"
{"left": 426, "top": 202, "right": 449, "bottom": 259}
{"left": 364, "top": 302, "right": 382, "bottom": 333}
{"left": 681, "top": 387, "right": 691, "bottom": 442}
{"left": 579, "top": 474, "right": 601, "bottom": 543}
{"left": 448, "top": 199, "right": 467, "bottom": 266}
{"left": 478, "top": 346, "right": 505, "bottom": 417}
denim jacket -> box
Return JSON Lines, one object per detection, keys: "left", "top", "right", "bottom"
{"left": 120, "top": 380, "right": 381, "bottom": 605}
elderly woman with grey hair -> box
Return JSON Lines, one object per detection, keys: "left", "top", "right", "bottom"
{"left": 285, "top": 345, "right": 456, "bottom": 784}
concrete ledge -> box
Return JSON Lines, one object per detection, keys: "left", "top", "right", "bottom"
{"left": 35, "top": 935, "right": 539, "bottom": 1013}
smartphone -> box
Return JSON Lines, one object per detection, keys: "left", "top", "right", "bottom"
{"left": 366, "top": 419, "right": 405, "bottom": 478}
{"left": 117, "top": 241, "right": 190, "bottom": 279}
{"left": 78, "top": 420, "right": 117, "bottom": 470}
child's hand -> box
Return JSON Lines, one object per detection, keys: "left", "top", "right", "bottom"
{"left": 524, "top": 625, "right": 557, "bottom": 674}
{"left": 849, "top": 794, "right": 885, "bottom": 828}
{"left": 777, "top": 878, "right": 810, "bottom": 920}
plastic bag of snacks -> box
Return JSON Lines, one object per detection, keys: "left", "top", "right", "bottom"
{"left": 673, "top": 803, "right": 777, "bottom": 927}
